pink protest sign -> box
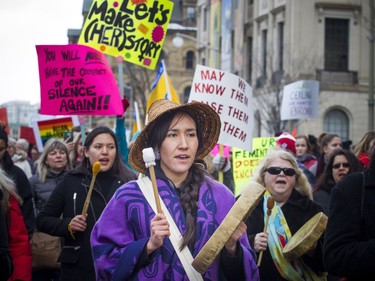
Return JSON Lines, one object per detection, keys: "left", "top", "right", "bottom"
{"left": 210, "top": 144, "right": 231, "bottom": 158}
{"left": 36, "top": 45, "right": 123, "bottom": 116}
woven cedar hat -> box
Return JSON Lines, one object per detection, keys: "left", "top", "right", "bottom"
{"left": 129, "top": 99, "right": 221, "bottom": 174}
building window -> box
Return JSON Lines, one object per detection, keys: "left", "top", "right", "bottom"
{"left": 277, "top": 22, "right": 284, "bottom": 71}
{"left": 324, "top": 18, "right": 349, "bottom": 71}
{"left": 186, "top": 51, "right": 195, "bottom": 69}
{"left": 184, "top": 87, "right": 191, "bottom": 103}
{"left": 186, "top": 7, "right": 195, "bottom": 22}
{"left": 203, "top": 7, "right": 207, "bottom": 31}
{"left": 323, "top": 109, "right": 349, "bottom": 140}
{"left": 261, "top": 29, "right": 268, "bottom": 77}
{"left": 247, "top": 37, "right": 252, "bottom": 82}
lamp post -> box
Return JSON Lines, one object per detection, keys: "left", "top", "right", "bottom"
{"left": 172, "top": 32, "right": 220, "bottom": 67}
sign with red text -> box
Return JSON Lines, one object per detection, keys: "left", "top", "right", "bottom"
{"left": 36, "top": 45, "right": 123, "bottom": 116}
{"left": 78, "top": 0, "right": 174, "bottom": 70}
{"left": 232, "top": 137, "right": 276, "bottom": 195}
{"left": 189, "top": 65, "right": 253, "bottom": 152}
{"left": 281, "top": 80, "right": 319, "bottom": 120}
{"left": 33, "top": 116, "right": 79, "bottom": 152}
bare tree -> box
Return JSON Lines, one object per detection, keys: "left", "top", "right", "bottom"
{"left": 252, "top": 47, "right": 320, "bottom": 135}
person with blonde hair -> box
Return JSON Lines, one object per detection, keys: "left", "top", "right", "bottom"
{"left": 353, "top": 131, "right": 375, "bottom": 168}
{"left": 245, "top": 149, "right": 326, "bottom": 280}
{"left": 30, "top": 138, "right": 72, "bottom": 216}
{"left": 0, "top": 167, "right": 32, "bottom": 281}
{"left": 30, "top": 138, "right": 72, "bottom": 280}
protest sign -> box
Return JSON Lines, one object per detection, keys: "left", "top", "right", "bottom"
{"left": 281, "top": 80, "right": 319, "bottom": 120}
{"left": 0, "top": 108, "right": 10, "bottom": 134}
{"left": 36, "top": 45, "right": 123, "bottom": 116}
{"left": 20, "top": 126, "right": 36, "bottom": 146}
{"left": 232, "top": 137, "right": 276, "bottom": 195}
{"left": 33, "top": 116, "right": 79, "bottom": 152}
{"left": 78, "top": 0, "right": 174, "bottom": 70}
{"left": 189, "top": 65, "right": 254, "bottom": 152}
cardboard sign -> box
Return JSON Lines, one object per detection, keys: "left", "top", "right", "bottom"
{"left": 33, "top": 116, "right": 79, "bottom": 152}
{"left": 232, "top": 137, "right": 276, "bottom": 195}
{"left": 78, "top": 0, "right": 174, "bottom": 70}
{"left": 0, "top": 108, "right": 10, "bottom": 134}
{"left": 36, "top": 44, "right": 123, "bottom": 116}
{"left": 281, "top": 80, "right": 319, "bottom": 120}
{"left": 189, "top": 65, "right": 254, "bottom": 152}
{"left": 20, "top": 126, "right": 36, "bottom": 146}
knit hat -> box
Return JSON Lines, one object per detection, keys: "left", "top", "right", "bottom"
{"left": 129, "top": 99, "right": 221, "bottom": 174}
{"left": 276, "top": 132, "right": 297, "bottom": 155}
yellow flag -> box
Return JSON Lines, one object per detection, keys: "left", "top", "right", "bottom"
{"left": 146, "top": 61, "right": 180, "bottom": 113}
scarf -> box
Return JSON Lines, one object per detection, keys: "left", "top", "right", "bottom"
{"left": 264, "top": 192, "right": 325, "bottom": 281}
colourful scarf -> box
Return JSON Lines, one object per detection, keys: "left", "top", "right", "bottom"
{"left": 263, "top": 192, "right": 326, "bottom": 281}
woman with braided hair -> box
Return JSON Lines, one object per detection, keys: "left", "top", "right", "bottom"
{"left": 91, "top": 99, "right": 259, "bottom": 281}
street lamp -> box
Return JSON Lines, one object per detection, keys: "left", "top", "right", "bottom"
{"left": 172, "top": 32, "right": 220, "bottom": 67}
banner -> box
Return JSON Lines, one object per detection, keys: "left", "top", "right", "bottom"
{"left": 33, "top": 116, "right": 79, "bottom": 152}
{"left": 281, "top": 80, "right": 319, "bottom": 120}
{"left": 0, "top": 108, "right": 10, "bottom": 134}
{"left": 189, "top": 65, "right": 253, "bottom": 152}
{"left": 36, "top": 45, "right": 123, "bottom": 116}
{"left": 232, "top": 137, "right": 276, "bottom": 195}
{"left": 20, "top": 126, "right": 36, "bottom": 146}
{"left": 78, "top": 0, "right": 174, "bottom": 70}
{"left": 146, "top": 61, "right": 180, "bottom": 112}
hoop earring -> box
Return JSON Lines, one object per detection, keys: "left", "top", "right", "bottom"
{"left": 154, "top": 147, "right": 160, "bottom": 160}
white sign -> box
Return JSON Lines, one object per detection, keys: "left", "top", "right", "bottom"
{"left": 189, "top": 65, "right": 253, "bottom": 152}
{"left": 281, "top": 80, "right": 319, "bottom": 121}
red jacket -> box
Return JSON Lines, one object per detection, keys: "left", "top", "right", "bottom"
{"left": 8, "top": 195, "right": 32, "bottom": 281}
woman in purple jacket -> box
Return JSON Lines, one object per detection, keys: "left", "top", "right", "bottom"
{"left": 91, "top": 100, "right": 259, "bottom": 281}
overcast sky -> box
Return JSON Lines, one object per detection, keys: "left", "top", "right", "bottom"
{"left": 0, "top": 0, "right": 84, "bottom": 105}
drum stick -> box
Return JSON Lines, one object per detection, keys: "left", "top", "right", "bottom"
{"left": 142, "top": 148, "right": 162, "bottom": 213}
{"left": 257, "top": 196, "right": 275, "bottom": 267}
{"left": 81, "top": 161, "right": 101, "bottom": 217}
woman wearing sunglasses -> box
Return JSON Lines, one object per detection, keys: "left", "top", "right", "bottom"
{"left": 313, "top": 149, "right": 363, "bottom": 215}
{"left": 245, "top": 149, "right": 326, "bottom": 280}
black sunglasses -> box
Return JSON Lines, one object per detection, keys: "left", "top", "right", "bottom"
{"left": 266, "top": 167, "right": 296, "bottom": 176}
{"left": 332, "top": 162, "right": 350, "bottom": 169}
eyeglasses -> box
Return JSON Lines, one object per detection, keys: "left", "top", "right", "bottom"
{"left": 332, "top": 163, "right": 350, "bottom": 169}
{"left": 266, "top": 167, "right": 296, "bottom": 176}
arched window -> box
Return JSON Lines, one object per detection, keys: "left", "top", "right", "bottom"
{"left": 183, "top": 86, "right": 191, "bottom": 103}
{"left": 186, "top": 51, "right": 195, "bottom": 69}
{"left": 323, "top": 109, "right": 349, "bottom": 140}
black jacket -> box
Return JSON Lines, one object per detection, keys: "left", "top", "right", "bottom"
{"left": 246, "top": 189, "right": 325, "bottom": 280}
{"left": 324, "top": 170, "right": 375, "bottom": 280}
{"left": 36, "top": 168, "right": 127, "bottom": 281}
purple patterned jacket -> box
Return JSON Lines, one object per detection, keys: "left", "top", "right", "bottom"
{"left": 91, "top": 177, "right": 259, "bottom": 281}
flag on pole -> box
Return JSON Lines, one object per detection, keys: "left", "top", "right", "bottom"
{"left": 146, "top": 60, "right": 180, "bottom": 113}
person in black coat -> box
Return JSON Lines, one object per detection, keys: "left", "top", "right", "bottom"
{"left": 245, "top": 149, "right": 326, "bottom": 280}
{"left": 0, "top": 128, "right": 35, "bottom": 238}
{"left": 313, "top": 149, "right": 363, "bottom": 215}
{"left": 36, "top": 126, "right": 137, "bottom": 281}
{"left": 323, "top": 146, "right": 375, "bottom": 280}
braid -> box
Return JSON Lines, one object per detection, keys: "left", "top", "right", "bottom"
{"left": 179, "top": 163, "right": 207, "bottom": 250}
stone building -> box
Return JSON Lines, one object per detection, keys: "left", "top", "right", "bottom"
{"left": 196, "top": 0, "right": 373, "bottom": 144}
